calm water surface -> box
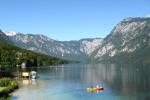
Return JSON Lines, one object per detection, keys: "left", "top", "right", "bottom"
{"left": 11, "top": 63, "right": 150, "bottom": 100}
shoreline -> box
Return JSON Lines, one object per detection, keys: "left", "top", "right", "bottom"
{"left": 0, "top": 78, "right": 19, "bottom": 99}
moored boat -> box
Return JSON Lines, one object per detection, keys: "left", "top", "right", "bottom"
{"left": 30, "top": 71, "right": 37, "bottom": 79}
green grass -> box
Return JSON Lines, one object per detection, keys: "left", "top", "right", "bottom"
{"left": 0, "top": 78, "right": 18, "bottom": 98}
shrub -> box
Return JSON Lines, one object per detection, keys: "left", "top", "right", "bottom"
{"left": 0, "top": 78, "right": 11, "bottom": 87}
{"left": 0, "top": 78, "right": 18, "bottom": 97}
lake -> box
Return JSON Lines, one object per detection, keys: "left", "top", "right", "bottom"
{"left": 11, "top": 63, "right": 150, "bottom": 100}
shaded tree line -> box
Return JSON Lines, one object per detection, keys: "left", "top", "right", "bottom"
{"left": 0, "top": 42, "right": 68, "bottom": 71}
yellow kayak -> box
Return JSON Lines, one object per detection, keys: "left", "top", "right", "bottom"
{"left": 86, "top": 88, "right": 97, "bottom": 92}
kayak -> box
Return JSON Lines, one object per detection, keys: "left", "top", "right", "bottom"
{"left": 86, "top": 88, "right": 97, "bottom": 92}
{"left": 86, "top": 87, "right": 104, "bottom": 92}
{"left": 96, "top": 87, "right": 104, "bottom": 91}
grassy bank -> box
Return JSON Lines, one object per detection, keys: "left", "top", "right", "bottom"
{"left": 0, "top": 78, "right": 18, "bottom": 99}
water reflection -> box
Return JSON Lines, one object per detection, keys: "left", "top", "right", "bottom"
{"left": 12, "top": 63, "right": 150, "bottom": 100}
{"left": 22, "top": 80, "right": 30, "bottom": 85}
{"left": 95, "top": 64, "right": 150, "bottom": 99}
{"left": 22, "top": 79, "right": 37, "bottom": 85}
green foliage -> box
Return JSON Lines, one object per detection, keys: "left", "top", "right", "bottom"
{"left": 0, "top": 78, "right": 11, "bottom": 87}
{"left": 0, "top": 96, "right": 10, "bottom": 100}
{"left": 0, "top": 78, "right": 18, "bottom": 98}
{"left": 111, "top": 46, "right": 150, "bottom": 65}
{"left": 0, "top": 42, "right": 68, "bottom": 71}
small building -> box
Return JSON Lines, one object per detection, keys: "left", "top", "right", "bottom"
{"left": 21, "top": 62, "right": 26, "bottom": 69}
{"left": 22, "top": 72, "right": 30, "bottom": 78}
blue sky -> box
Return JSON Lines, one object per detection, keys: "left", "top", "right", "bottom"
{"left": 0, "top": 0, "right": 150, "bottom": 41}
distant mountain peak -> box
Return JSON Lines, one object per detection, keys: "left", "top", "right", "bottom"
{"left": 92, "top": 17, "right": 150, "bottom": 63}
{"left": 3, "top": 30, "right": 102, "bottom": 61}
{"left": 4, "top": 31, "right": 18, "bottom": 36}
{"left": 122, "top": 17, "right": 150, "bottom": 22}
{"left": 0, "top": 30, "right": 12, "bottom": 44}
{"left": 123, "top": 17, "right": 135, "bottom": 22}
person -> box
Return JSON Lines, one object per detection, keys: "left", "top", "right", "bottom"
{"left": 96, "top": 85, "right": 99, "bottom": 88}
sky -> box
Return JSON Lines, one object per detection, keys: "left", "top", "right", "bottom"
{"left": 0, "top": 0, "right": 150, "bottom": 41}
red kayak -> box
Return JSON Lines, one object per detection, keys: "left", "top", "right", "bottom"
{"left": 96, "top": 87, "right": 104, "bottom": 91}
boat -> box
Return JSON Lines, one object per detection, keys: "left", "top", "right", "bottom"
{"left": 86, "top": 88, "right": 96, "bottom": 92}
{"left": 30, "top": 71, "right": 37, "bottom": 79}
{"left": 86, "top": 85, "right": 104, "bottom": 92}
{"left": 95, "top": 87, "right": 104, "bottom": 91}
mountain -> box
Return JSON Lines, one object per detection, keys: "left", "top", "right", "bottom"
{"left": 4, "top": 31, "right": 17, "bottom": 36}
{"left": 92, "top": 17, "right": 150, "bottom": 65}
{"left": 5, "top": 32, "right": 102, "bottom": 61}
{"left": 4, "top": 17, "right": 149, "bottom": 64}
{"left": 0, "top": 30, "right": 12, "bottom": 44}
{"left": 0, "top": 31, "right": 68, "bottom": 70}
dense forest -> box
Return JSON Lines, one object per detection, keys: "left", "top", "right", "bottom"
{"left": 98, "top": 45, "right": 150, "bottom": 66}
{"left": 0, "top": 41, "right": 68, "bottom": 71}
{"left": 111, "top": 46, "right": 150, "bottom": 66}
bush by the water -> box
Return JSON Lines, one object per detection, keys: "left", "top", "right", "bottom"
{"left": 0, "top": 78, "right": 11, "bottom": 87}
{"left": 0, "top": 78, "right": 18, "bottom": 97}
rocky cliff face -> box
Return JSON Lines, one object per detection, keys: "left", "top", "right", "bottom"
{"left": 92, "top": 17, "right": 150, "bottom": 64}
{"left": 3, "top": 17, "right": 150, "bottom": 64}
{"left": 0, "top": 30, "right": 12, "bottom": 44}
{"left": 4, "top": 32, "right": 102, "bottom": 61}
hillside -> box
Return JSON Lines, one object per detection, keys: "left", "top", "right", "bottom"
{"left": 4, "top": 31, "right": 102, "bottom": 61}
{"left": 0, "top": 31, "right": 68, "bottom": 70}
{"left": 0, "top": 30, "right": 12, "bottom": 44}
{"left": 2, "top": 17, "right": 150, "bottom": 65}
{"left": 92, "top": 17, "right": 150, "bottom": 65}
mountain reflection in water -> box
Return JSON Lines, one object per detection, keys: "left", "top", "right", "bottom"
{"left": 12, "top": 63, "right": 150, "bottom": 100}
